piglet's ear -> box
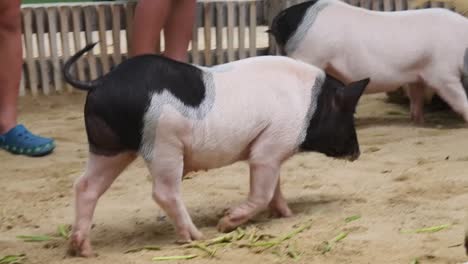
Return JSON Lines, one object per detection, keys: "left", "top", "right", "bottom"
{"left": 341, "top": 78, "right": 370, "bottom": 112}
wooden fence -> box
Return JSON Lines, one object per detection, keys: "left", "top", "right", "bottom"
{"left": 19, "top": 0, "right": 454, "bottom": 96}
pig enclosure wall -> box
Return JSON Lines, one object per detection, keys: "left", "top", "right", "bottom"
{"left": 19, "top": 0, "right": 455, "bottom": 96}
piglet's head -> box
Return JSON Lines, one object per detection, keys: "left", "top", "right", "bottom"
{"left": 268, "top": 1, "right": 318, "bottom": 55}
{"left": 300, "top": 75, "right": 370, "bottom": 161}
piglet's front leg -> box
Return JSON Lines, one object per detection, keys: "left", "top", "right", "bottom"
{"left": 269, "top": 179, "right": 293, "bottom": 218}
{"left": 217, "top": 134, "right": 295, "bottom": 232}
{"left": 217, "top": 162, "right": 281, "bottom": 232}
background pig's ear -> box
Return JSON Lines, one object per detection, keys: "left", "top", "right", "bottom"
{"left": 341, "top": 78, "right": 370, "bottom": 112}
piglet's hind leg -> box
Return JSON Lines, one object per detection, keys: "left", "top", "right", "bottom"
{"left": 425, "top": 74, "right": 468, "bottom": 123}
{"left": 147, "top": 142, "right": 202, "bottom": 243}
{"left": 69, "top": 152, "right": 136, "bottom": 257}
{"left": 407, "top": 83, "right": 425, "bottom": 124}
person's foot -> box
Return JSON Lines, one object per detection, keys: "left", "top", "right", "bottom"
{"left": 0, "top": 124, "right": 55, "bottom": 157}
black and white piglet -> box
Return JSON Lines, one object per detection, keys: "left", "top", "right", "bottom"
{"left": 63, "top": 43, "right": 369, "bottom": 257}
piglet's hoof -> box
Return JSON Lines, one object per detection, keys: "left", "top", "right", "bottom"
{"left": 217, "top": 206, "right": 251, "bottom": 232}
{"left": 67, "top": 233, "right": 96, "bottom": 258}
{"left": 411, "top": 113, "right": 425, "bottom": 125}
{"left": 269, "top": 206, "right": 293, "bottom": 219}
{"left": 217, "top": 216, "right": 237, "bottom": 233}
{"left": 175, "top": 228, "right": 204, "bottom": 244}
{"left": 191, "top": 230, "right": 204, "bottom": 241}
{"left": 269, "top": 201, "right": 293, "bottom": 218}
{"left": 217, "top": 213, "right": 248, "bottom": 233}
{"left": 175, "top": 238, "right": 192, "bottom": 245}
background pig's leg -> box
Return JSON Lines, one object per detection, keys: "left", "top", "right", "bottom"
{"left": 69, "top": 152, "right": 136, "bottom": 257}
{"left": 269, "top": 179, "right": 293, "bottom": 218}
{"left": 429, "top": 79, "right": 468, "bottom": 122}
{"left": 147, "top": 142, "right": 202, "bottom": 243}
{"left": 407, "top": 83, "right": 426, "bottom": 124}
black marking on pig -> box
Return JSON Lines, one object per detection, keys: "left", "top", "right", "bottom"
{"left": 64, "top": 44, "right": 206, "bottom": 155}
{"left": 462, "top": 48, "right": 468, "bottom": 98}
{"left": 465, "top": 234, "right": 468, "bottom": 255}
{"left": 300, "top": 74, "right": 369, "bottom": 160}
{"left": 269, "top": 1, "right": 318, "bottom": 55}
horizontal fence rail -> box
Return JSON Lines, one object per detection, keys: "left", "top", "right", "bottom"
{"left": 19, "top": 0, "right": 456, "bottom": 96}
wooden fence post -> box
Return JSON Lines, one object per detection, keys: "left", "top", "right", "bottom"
{"left": 248, "top": 1, "right": 257, "bottom": 57}
{"left": 22, "top": 7, "right": 39, "bottom": 96}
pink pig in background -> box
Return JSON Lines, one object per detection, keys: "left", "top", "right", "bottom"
{"left": 269, "top": 0, "right": 468, "bottom": 123}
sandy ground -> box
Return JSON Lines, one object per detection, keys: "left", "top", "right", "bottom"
{"left": 1, "top": 92, "right": 468, "bottom": 264}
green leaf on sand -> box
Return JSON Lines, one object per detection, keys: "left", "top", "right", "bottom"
{"left": 125, "top": 245, "right": 161, "bottom": 254}
{"left": 286, "top": 242, "right": 301, "bottom": 261}
{"left": 16, "top": 235, "right": 54, "bottom": 242}
{"left": 332, "top": 232, "right": 348, "bottom": 243}
{"left": 57, "top": 224, "right": 71, "bottom": 239}
{"left": 0, "top": 254, "right": 26, "bottom": 264}
{"left": 345, "top": 215, "right": 361, "bottom": 223}
{"left": 152, "top": 255, "right": 198, "bottom": 261}
{"left": 186, "top": 243, "right": 216, "bottom": 257}
{"left": 401, "top": 224, "right": 451, "bottom": 234}
{"left": 322, "top": 232, "right": 348, "bottom": 254}
{"left": 244, "top": 222, "right": 312, "bottom": 252}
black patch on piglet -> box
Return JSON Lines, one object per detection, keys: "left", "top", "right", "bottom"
{"left": 300, "top": 75, "right": 369, "bottom": 160}
{"left": 269, "top": 1, "right": 318, "bottom": 55}
{"left": 64, "top": 44, "right": 206, "bottom": 155}
{"left": 465, "top": 233, "right": 468, "bottom": 255}
{"left": 462, "top": 48, "right": 468, "bottom": 98}
{"left": 85, "top": 114, "right": 122, "bottom": 155}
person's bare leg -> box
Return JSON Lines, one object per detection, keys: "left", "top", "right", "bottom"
{"left": 163, "top": 0, "right": 196, "bottom": 62}
{"left": 0, "top": 0, "right": 21, "bottom": 134}
{"left": 130, "top": 0, "right": 172, "bottom": 57}
{"left": 0, "top": 0, "right": 54, "bottom": 157}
